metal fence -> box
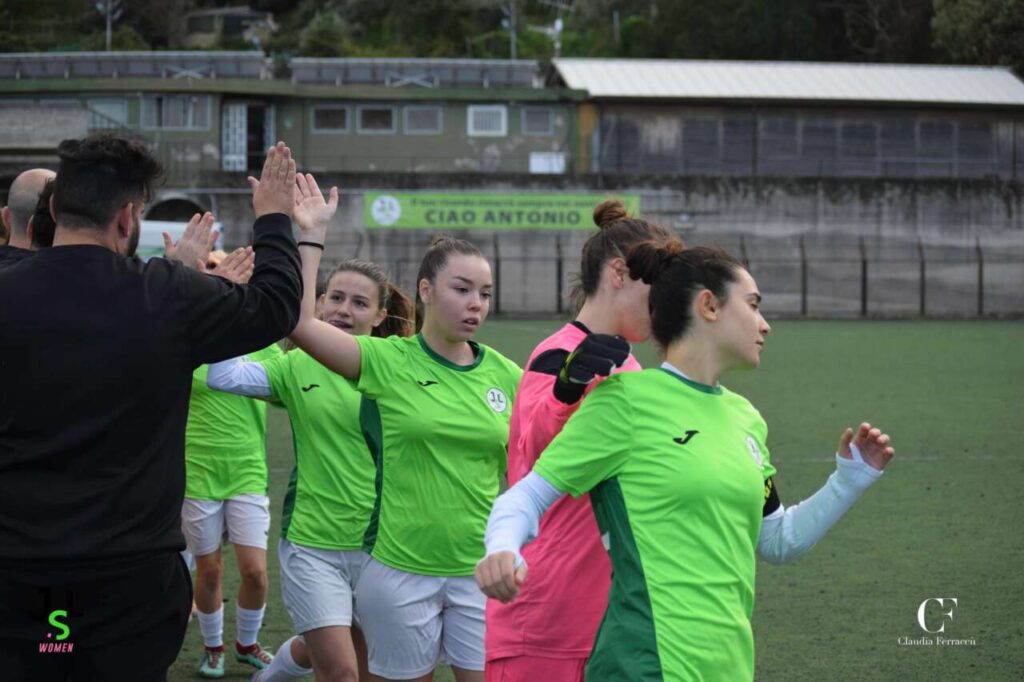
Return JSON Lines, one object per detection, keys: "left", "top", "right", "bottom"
{"left": 320, "top": 232, "right": 1024, "bottom": 319}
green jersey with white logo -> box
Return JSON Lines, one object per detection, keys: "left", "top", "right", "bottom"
{"left": 534, "top": 368, "right": 776, "bottom": 682}
{"left": 185, "top": 344, "right": 283, "bottom": 500}
{"left": 262, "top": 348, "right": 376, "bottom": 550}
{"left": 356, "top": 333, "right": 522, "bottom": 576}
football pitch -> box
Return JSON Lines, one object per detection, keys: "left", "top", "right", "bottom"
{"left": 170, "top": 319, "right": 1024, "bottom": 681}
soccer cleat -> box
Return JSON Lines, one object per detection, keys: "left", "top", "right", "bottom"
{"left": 198, "top": 646, "right": 225, "bottom": 678}
{"left": 249, "top": 671, "right": 267, "bottom": 682}
{"left": 235, "top": 641, "right": 274, "bottom": 670}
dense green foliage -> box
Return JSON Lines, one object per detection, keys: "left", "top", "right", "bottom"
{"left": 0, "top": 1, "right": 1021, "bottom": 75}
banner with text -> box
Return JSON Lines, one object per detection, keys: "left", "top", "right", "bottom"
{"left": 364, "top": 192, "right": 642, "bottom": 230}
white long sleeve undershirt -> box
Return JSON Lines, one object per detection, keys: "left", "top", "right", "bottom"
{"left": 483, "top": 446, "right": 883, "bottom": 569}
{"left": 206, "top": 356, "right": 273, "bottom": 398}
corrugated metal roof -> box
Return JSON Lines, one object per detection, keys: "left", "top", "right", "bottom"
{"left": 552, "top": 59, "right": 1024, "bottom": 107}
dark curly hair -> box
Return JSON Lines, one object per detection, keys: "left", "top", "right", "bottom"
{"left": 53, "top": 133, "right": 163, "bottom": 230}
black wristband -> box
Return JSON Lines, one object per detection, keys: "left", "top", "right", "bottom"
{"left": 297, "top": 241, "right": 325, "bottom": 250}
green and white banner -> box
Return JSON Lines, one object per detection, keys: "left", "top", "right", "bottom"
{"left": 364, "top": 192, "right": 642, "bottom": 230}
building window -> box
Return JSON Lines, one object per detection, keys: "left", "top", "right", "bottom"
{"left": 760, "top": 116, "right": 798, "bottom": 158}
{"left": 312, "top": 106, "right": 349, "bottom": 133}
{"left": 840, "top": 121, "right": 878, "bottom": 159}
{"left": 141, "top": 95, "right": 210, "bottom": 130}
{"left": 87, "top": 97, "right": 128, "bottom": 129}
{"left": 404, "top": 106, "right": 443, "bottom": 134}
{"left": 521, "top": 107, "right": 553, "bottom": 136}
{"left": 357, "top": 106, "right": 396, "bottom": 134}
{"left": 919, "top": 120, "right": 954, "bottom": 159}
{"left": 468, "top": 105, "right": 507, "bottom": 137}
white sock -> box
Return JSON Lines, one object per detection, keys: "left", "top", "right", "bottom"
{"left": 197, "top": 606, "right": 224, "bottom": 648}
{"left": 236, "top": 604, "right": 266, "bottom": 647}
{"left": 256, "top": 636, "right": 312, "bottom": 681}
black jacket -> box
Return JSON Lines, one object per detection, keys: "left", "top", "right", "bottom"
{"left": 0, "top": 213, "right": 301, "bottom": 567}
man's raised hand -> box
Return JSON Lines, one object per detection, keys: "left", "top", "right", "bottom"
{"left": 248, "top": 142, "right": 297, "bottom": 219}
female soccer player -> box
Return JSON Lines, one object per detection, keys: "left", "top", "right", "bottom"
{"left": 485, "top": 200, "right": 680, "bottom": 682}
{"left": 184, "top": 338, "right": 283, "bottom": 679}
{"left": 206, "top": 255, "right": 414, "bottom": 682}
{"left": 283, "top": 173, "right": 522, "bottom": 682}
{"left": 477, "top": 242, "right": 895, "bottom": 681}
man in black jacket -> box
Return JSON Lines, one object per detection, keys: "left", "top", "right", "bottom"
{"left": 0, "top": 134, "right": 305, "bottom": 681}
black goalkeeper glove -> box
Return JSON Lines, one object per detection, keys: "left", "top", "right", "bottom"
{"left": 553, "top": 333, "right": 631, "bottom": 404}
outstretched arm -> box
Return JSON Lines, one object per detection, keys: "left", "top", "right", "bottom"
{"left": 758, "top": 422, "right": 894, "bottom": 564}
{"left": 285, "top": 173, "right": 363, "bottom": 381}
{"left": 207, "top": 356, "right": 272, "bottom": 398}
{"left": 475, "top": 471, "right": 564, "bottom": 603}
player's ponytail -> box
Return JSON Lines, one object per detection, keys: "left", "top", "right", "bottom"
{"left": 377, "top": 282, "right": 415, "bottom": 338}
{"left": 569, "top": 199, "right": 681, "bottom": 313}
{"left": 626, "top": 244, "right": 745, "bottom": 348}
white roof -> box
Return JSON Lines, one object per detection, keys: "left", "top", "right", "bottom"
{"left": 552, "top": 59, "right": 1024, "bottom": 107}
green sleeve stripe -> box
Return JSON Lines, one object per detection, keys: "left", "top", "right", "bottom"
{"left": 359, "top": 395, "right": 385, "bottom": 554}
{"left": 587, "top": 477, "right": 664, "bottom": 682}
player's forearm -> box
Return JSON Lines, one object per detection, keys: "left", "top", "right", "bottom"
{"left": 207, "top": 357, "right": 273, "bottom": 398}
{"left": 757, "top": 444, "right": 883, "bottom": 564}
{"left": 484, "top": 471, "right": 563, "bottom": 568}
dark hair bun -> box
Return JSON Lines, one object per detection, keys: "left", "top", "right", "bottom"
{"left": 428, "top": 233, "right": 454, "bottom": 248}
{"left": 592, "top": 199, "right": 629, "bottom": 229}
{"left": 626, "top": 240, "right": 684, "bottom": 284}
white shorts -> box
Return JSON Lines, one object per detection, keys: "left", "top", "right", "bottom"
{"left": 279, "top": 538, "right": 368, "bottom": 633}
{"left": 355, "top": 556, "right": 485, "bottom": 679}
{"left": 181, "top": 493, "right": 270, "bottom": 556}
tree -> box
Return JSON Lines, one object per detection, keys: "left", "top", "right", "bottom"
{"left": 299, "top": 12, "right": 352, "bottom": 57}
{"left": 933, "top": 0, "right": 1024, "bottom": 75}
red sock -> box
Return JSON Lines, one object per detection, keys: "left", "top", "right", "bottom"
{"left": 205, "top": 645, "right": 224, "bottom": 653}
{"left": 236, "top": 641, "right": 259, "bottom": 655}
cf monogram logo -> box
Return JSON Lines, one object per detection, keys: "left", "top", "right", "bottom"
{"left": 917, "top": 598, "right": 957, "bottom": 634}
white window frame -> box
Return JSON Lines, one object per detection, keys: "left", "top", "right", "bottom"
{"left": 140, "top": 94, "right": 211, "bottom": 131}
{"left": 356, "top": 105, "right": 397, "bottom": 135}
{"left": 403, "top": 105, "right": 443, "bottom": 135}
{"left": 521, "top": 107, "right": 554, "bottom": 136}
{"left": 468, "top": 105, "right": 507, "bottom": 137}
{"left": 311, "top": 105, "right": 351, "bottom": 133}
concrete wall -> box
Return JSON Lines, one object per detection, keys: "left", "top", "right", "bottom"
{"left": 167, "top": 173, "right": 1023, "bottom": 318}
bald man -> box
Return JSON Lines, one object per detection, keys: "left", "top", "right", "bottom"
{"left": 0, "top": 168, "right": 56, "bottom": 267}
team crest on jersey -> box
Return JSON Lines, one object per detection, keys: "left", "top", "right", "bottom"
{"left": 485, "top": 387, "right": 508, "bottom": 413}
{"left": 746, "top": 436, "right": 765, "bottom": 467}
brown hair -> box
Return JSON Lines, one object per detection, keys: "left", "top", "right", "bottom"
{"left": 414, "top": 234, "right": 485, "bottom": 332}
{"left": 569, "top": 199, "right": 681, "bottom": 313}
{"left": 323, "top": 259, "right": 414, "bottom": 338}
{"left": 627, "top": 243, "right": 745, "bottom": 348}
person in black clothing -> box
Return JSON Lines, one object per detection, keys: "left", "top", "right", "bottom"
{"left": 0, "top": 167, "right": 56, "bottom": 267}
{"left": 0, "top": 134, "right": 305, "bottom": 682}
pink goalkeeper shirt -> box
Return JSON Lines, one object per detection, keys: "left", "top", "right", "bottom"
{"left": 485, "top": 321, "right": 641, "bottom": 661}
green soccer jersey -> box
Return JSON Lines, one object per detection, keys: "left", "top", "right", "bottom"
{"left": 534, "top": 367, "right": 776, "bottom": 682}
{"left": 356, "top": 333, "right": 522, "bottom": 576}
{"left": 185, "top": 344, "right": 283, "bottom": 500}
{"left": 262, "top": 348, "right": 376, "bottom": 550}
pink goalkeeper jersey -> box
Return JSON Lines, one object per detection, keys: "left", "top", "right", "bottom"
{"left": 485, "top": 321, "right": 641, "bottom": 661}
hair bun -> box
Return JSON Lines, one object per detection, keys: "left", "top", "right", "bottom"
{"left": 626, "top": 240, "right": 684, "bottom": 284}
{"left": 592, "top": 199, "right": 629, "bottom": 229}
{"left": 427, "top": 233, "right": 454, "bottom": 248}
